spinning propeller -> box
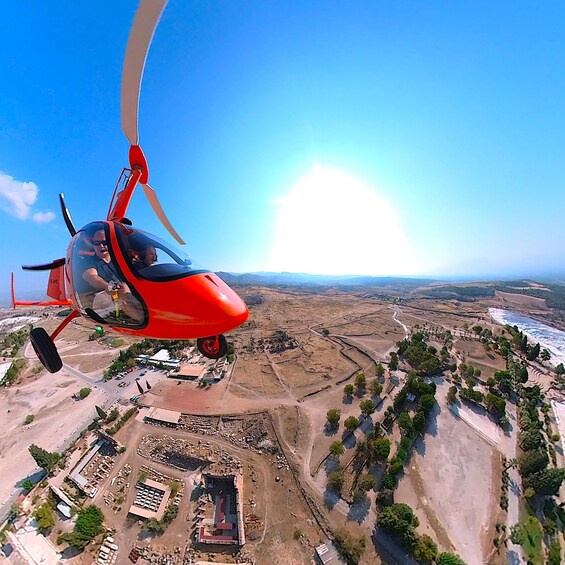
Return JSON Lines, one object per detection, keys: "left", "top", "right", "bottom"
{"left": 109, "top": 0, "right": 185, "bottom": 244}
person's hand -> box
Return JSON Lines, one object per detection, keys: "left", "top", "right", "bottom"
{"left": 107, "top": 281, "right": 121, "bottom": 292}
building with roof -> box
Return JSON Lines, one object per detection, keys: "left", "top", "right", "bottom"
{"left": 143, "top": 407, "right": 181, "bottom": 427}
{"left": 197, "top": 474, "right": 245, "bottom": 546}
{"left": 136, "top": 349, "right": 180, "bottom": 370}
{"left": 174, "top": 363, "right": 207, "bottom": 380}
{"left": 128, "top": 478, "right": 171, "bottom": 521}
{"left": 315, "top": 541, "right": 347, "bottom": 565}
{"left": 69, "top": 439, "right": 104, "bottom": 496}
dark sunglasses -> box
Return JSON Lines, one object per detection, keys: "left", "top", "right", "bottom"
{"left": 93, "top": 240, "right": 108, "bottom": 246}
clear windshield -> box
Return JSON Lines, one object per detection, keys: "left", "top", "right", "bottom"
{"left": 115, "top": 224, "right": 206, "bottom": 281}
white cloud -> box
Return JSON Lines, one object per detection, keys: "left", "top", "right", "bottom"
{"left": 0, "top": 172, "right": 55, "bottom": 224}
{"left": 0, "top": 172, "right": 39, "bottom": 219}
{"left": 32, "top": 211, "right": 56, "bottom": 224}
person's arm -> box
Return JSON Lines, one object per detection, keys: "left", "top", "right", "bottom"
{"left": 82, "top": 268, "right": 109, "bottom": 291}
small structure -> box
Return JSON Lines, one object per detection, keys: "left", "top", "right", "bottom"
{"left": 143, "top": 407, "right": 181, "bottom": 427}
{"left": 406, "top": 393, "right": 416, "bottom": 403}
{"left": 175, "top": 364, "right": 207, "bottom": 380}
{"left": 128, "top": 478, "right": 171, "bottom": 521}
{"left": 6, "top": 520, "right": 60, "bottom": 565}
{"left": 315, "top": 541, "right": 346, "bottom": 565}
{"left": 56, "top": 502, "right": 71, "bottom": 519}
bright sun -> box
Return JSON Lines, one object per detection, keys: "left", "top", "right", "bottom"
{"left": 270, "top": 166, "right": 417, "bottom": 276}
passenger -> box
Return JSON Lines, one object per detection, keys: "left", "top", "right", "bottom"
{"left": 81, "top": 228, "right": 143, "bottom": 323}
{"left": 135, "top": 245, "right": 158, "bottom": 270}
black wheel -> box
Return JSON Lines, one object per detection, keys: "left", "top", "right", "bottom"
{"left": 197, "top": 334, "right": 228, "bottom": 359}
{"left": 30, "top": 328, "right": 63, "bottom": 373}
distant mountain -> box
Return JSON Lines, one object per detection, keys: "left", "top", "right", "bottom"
{"left": 215, "top": 271, "right": 436, "bottom": 287}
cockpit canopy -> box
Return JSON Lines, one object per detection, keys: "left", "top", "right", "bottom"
{"left": 114, "top": 222, "right": 200, "bottom": 281}
{"left": 69, "top": 221, "right": 205, "bottom": 328}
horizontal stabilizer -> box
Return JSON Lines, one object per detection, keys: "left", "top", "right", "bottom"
{"left": 22, "top": 258, "right": 66, "bottom": 271}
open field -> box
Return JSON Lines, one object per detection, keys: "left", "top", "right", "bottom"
{"left": 3, "top": 282, "right": 564, "bottom": 563}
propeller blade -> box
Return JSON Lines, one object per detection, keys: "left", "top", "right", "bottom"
{"left": 22, "top": 258, "right": 66, "bottom": 271}
{"left": 59, "top": 193, "right": 77, "bottom": 236}
{"left": 141, "top": 183, "right": 185, "bottom": 245}
{"left": 121, "top": 0, "right": 168, "bottom": 146}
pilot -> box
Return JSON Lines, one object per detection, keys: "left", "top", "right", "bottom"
{"left": 82, "top": 228, "right": 143, "bottom": 323}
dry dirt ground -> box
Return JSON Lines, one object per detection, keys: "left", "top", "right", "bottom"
{"left": 0, "top": 286, "right": 545, "bottom": 564}
{"left": 0, "top": 308, "right": 139, "bottom": 518}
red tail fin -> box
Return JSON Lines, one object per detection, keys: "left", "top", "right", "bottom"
{"left": 47, "top": 265, "right": 67, "bottom": 301}
{"left": 11, "top": 271, "right": 71, "bottom": 308}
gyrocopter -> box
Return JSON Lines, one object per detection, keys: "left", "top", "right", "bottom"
{"left": 13, "top": 0, "right": 249, "bottom": 373}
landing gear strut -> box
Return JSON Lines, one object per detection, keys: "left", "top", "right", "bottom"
{"left": 30, "top": 328, "right": 63, "bottom": 373}
{"left": 197, "top": 334, "right": 228, "bottom": 359}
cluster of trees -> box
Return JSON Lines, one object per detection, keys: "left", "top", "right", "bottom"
{"left": 333, "top": 528, "right": 366, "bottom": 564}
{"left": 376, "top": 502, "right": 466, "bottom": 563}
{"left": 34, "top": 496, "right": 57, "bottom": 531}
{"left": 517, "top": 398, "right": 565, "bottom": 496}
{"left": 142, "top": 504, "right": 179, "bottom": 534}
{"left": 0, "top": 328, "right": 29, "bottom": 357}
{"left": 397, "top": 333, "right": 441, "bottom": 375}
{"left": 28, "top": 444, "right": 60, "bottom": 475}
{"left": 57, "top": 505, "right": 104, "bottom": 549}
{"left": 106, "top": 407, "right": 137, "bottom": 435}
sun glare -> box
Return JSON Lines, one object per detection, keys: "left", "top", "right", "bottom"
{"left": 270, "top": 166, "right": 417, "bottom": 276}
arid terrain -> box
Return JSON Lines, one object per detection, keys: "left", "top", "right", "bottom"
{"left": 2, "top": 279, "right": 565, "bottom": 564}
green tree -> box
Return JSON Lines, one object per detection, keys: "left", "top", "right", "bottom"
{"left": 78, "top": 387, "right": 91, "bottom": 399}
{"left": 518, "top": 449, "right": 548, "bottom": 477}
{"left": 136, "top": 380, "right": 144, "bottom": 394}
{"left": 334, "top": 528, "right": 366, "bottom": 565}
{"left": 344, "top": 384, "right": 354, "bottom": 397}
{"left": 389, "top": 352, "right": 399, "bottom": 371}
{"left": 397, "top": 412, "right": 413, "bottom": 435}
{"left": 28, "top": 444, "right": 60, "bottom": 474}
{"left": 24, "top": 414, "right": 35, "bottom": 425}
{"left": 328, "top": 469, "right": 345, "bottom": 493}
{"left": 523, "top": 468, "right": 565, "bottom": 495}
{"left": 355, "top": 372, "right": 366, "bottom": 391}
{"left": 413, "top": 411, "right": 426, "bottom": 433}
{"left": 360, "top": 399, "right": 376, "bottom": 417}
{"left": 344, "top": 416, "right": 360, "bottom": 431}
{"left": 418, "top": 394, "right": 436, "bottom": 414}
{"left": 377, "top": 503, "right": 419, "bottom": 547}
{"left": 322, "top": 328, "right": 330, "bottom": 336}
{"left": 412, "top": 534, "right": 438, "bottom": 562}
{"left": 95, "top": 405, "right": 107, "bottom": 419}
{"left": 22, "top": 478, "right": 35, "bottom": 492}
{"left": 527, "top": 342, "right": 540, "bottom": 361}
{"left": 447, "top": 385, "right": 458, "bottom": 404}
{"left": 357, "top": 473, "right": 376, "bottom": 492}
{"left": 34, "top": 502, "right": 56, "bottom": 530}
{"left": 436, "top": 552, "right": 467, "bottom": 565}
{"left": 330, "top": 441, "right": 345, "bottom": 456}
{"left": 370, "top": 437, "right": 391, "bottom": 462}
{"left": 375, "top": 363, "right": 385, "bottom": 378}
{"left": 556, "top": 363, "right": 565, "bottom": 375}
{"left": 326, "top": 408, "right": 341, "bottom": 427}
{"left": 370, "top": 379, "right": 383, "bottom": 396}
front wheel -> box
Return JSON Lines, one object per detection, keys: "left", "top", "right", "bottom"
{"left": 30, "top": 328, "right": 63, "bottom": 373}
{"left": 197, "top": 335, "right": 228, "bottom": 359}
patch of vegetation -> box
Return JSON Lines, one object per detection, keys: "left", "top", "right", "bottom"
{"left": 334, "top": 528, "right": 366, "bottom": 565}
{"left": 106, "top": 407, "right": 137, "bottom": 435}
{"left": 78, "top": 387, "right": 91, "bottom": 399}
{"left": 57, "top": 505, "right": 104, "bottom": 550}
{"left": 1, "top": 358, "right": 26, "bottom": 386}
{"left": 110, "top": 338, "right": 125, "bottom": 347}
{"left": 28, "top": 444, "right": 60, "bottom": 474}
{"left": 24, "top": 414, "right": 35, "bottom": 425}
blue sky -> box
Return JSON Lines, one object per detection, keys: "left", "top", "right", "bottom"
{"left": 2, "top": 1, "right": 565, "bottom": 298}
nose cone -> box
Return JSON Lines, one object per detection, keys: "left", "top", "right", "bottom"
{"left": 204, "top": 273, "right": 249, "bottom": 332}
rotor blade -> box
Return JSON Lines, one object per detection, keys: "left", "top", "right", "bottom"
{"left": 59, "top": 193, "right": 77, "bottom": 236}
{"left": 121, "top": 0, "right": 168, "bottom": 146}
{"left": 22, "top": 258, "right": 66, "bottom": 271}
{"left": 141, "top": 183, "right": 185, "bottom": 244}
